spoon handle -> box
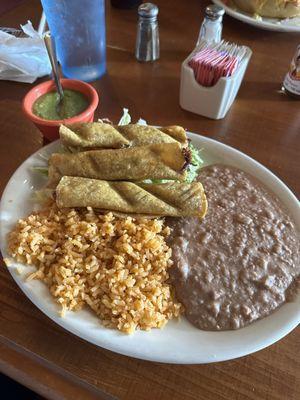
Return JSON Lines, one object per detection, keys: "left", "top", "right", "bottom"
{"left": 43, "top": 31, "right": 64, "bottom": 100}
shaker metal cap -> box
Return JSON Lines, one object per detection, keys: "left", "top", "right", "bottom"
{"left": 205, "top": 4, "right": 225, "bottom": 20}
{"left": 138, "top": 2, "right": 159, "bottom": 18}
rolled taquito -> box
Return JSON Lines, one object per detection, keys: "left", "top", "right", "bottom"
{"left": 60, "top": 123, "right": 188, "bottom": 151}
{"left": 48, "top": 143, "right": 190, "bottom": 187}
{"left": 55, "top": 176, "right": 207, "bottom": 218}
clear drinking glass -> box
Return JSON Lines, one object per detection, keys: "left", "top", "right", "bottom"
{"left": 41, "top": 0, "right": 106, "bottom": 82}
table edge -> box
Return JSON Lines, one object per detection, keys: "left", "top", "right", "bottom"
{"left": 0, "top": 335, "right": 116, "bottom": 400}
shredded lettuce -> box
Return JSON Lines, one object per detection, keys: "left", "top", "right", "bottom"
{"left": 142, "top": 178, "right": 173, "bottom": 184}
{"left": 31, "top": 189, "right": 53, "bottom": 204}
{"left": 185, "top": 143, "right": 203, "bottom": 183}
{"left": 136, "top": 118, "right": 147, "bottom": 126}
{"left": 118, "top": 108, "right": 147, "bottom": 126}
{"left": 118, "top": 108, "right": 132, "bottom": 125}
{"left": 31, "top": 166, "right": 48, "bottom": 176}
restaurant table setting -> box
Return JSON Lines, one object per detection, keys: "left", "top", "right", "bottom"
{"left": 0, "top": 0, "right": 299, "bottom": 399}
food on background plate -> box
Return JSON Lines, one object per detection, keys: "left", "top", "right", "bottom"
{"left": 7, "top": 206, "right": 182, "bottom": 334}
{"left": 48, "top": 142, "right": 190, "bottom": 187}
{"left": 231, "top": 0, "right": 300, "bottom": 18}
{"left": 32, "top": 89, "right": 89, "bottom": 120}
{"left": 60, "top": 123, "right": 188, "bottom": 151}
{"left": 167, "top": 164, "right": 300, "bottom": 331}
{"left": 56, "top": 176, "right": 207, "bottom": 217}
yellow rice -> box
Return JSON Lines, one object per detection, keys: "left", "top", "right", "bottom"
{"left": 7, "top": 203, "right": 182, "bottom": 333}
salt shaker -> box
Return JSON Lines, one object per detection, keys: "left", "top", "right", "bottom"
{"left": 135, "top": 3, "right": 159, "bottom": 62}
{"left": 197, "top": 4, "right": 225, "bottom": 45}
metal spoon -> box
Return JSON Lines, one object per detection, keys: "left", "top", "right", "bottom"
{"left": 43, "top": 31, "right": 64, "bottom": 116}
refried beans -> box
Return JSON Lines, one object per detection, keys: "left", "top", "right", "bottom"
{"left": 167, "top": 164, "right": 299, "bottom": 330}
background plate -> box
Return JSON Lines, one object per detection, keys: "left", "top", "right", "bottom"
{"left": 0, "top": 132, "right": 299, "bottom": 364}
{"left": 212, "top": 0, "right": 300, "bottom": 32}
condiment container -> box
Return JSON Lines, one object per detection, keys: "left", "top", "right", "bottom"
{"left": 180, "top": 45, "right": 252, "bottom": 119}
{"left": 197, "top": 4, "right": 225, "bottom": 45}
{"left": 22, "top": 79, "right": 99, "bottom": 141}
{"left": 282, "top": 44, "right": 300, "bottom": 99}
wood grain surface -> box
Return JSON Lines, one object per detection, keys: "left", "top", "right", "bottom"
{"left": 0, "top": 0, "right": 299, "bottom": 399}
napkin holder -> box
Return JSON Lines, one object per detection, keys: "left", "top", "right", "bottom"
{"left": 179, "top": 46, "right": 252, "bottom": 120}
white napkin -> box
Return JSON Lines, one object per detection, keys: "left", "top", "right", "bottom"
{"left": 0, "top": 21, "right": 51, "bottom": 83}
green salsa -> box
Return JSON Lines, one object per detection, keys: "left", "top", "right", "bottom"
{"left": 32, "top": 89, "right": 89, "bottom": 120}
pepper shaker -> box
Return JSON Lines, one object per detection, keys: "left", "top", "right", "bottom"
{"left": 135, "top": 3, "right": 159, "bottom": 62}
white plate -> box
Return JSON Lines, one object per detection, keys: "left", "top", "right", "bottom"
{"left": 0, "top": 133, "right": 299, "bottom": 364}
{"left": 213, "top": 0, "right": 300, "bottom": 32}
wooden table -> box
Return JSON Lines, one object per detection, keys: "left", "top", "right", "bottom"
{"left": 0, "top": 1, "right": 299, "bottom": 399}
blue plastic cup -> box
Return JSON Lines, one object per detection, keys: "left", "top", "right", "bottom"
{"left": 41, "top": 0, "right": 106, "bottom": 82}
